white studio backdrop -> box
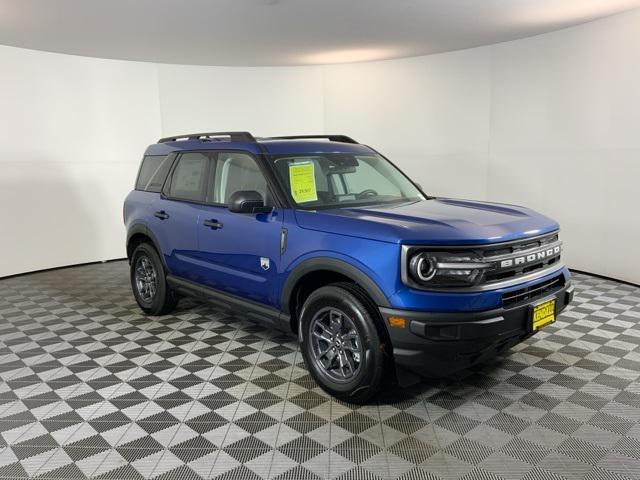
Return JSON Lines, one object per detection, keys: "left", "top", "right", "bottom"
{"left": 1, "top": 8, "right": 638, "bottom": 283}
{"left": 0, "top": 46, "right": 161, "bottom": 278}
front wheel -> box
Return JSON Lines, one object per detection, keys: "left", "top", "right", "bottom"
{"left": 130, "top": 243, "right": 177, "bottom": 315}
{"left": 300, "top": 284, "right": 385, "bottom": 403}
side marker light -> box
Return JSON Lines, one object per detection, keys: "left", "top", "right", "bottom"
{"left": 388, "top": 316, "right": 407, "bottom": 328}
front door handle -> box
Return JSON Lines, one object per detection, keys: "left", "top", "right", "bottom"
{"left": 154, "top": 210, "right": 169, "bottom": 220}
{"left": 203, "top": 219, "right": 224, "bottom": 230}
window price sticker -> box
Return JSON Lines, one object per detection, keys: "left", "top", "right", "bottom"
{"left": 289, "top": 162, "right": 318, "bottom": 203}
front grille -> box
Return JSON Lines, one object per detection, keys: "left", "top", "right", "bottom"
{"left": 482, "top": 232, "right": 561, "bottom": 284}
{"left": 502, "top": 274, "right": 565, "bottom": 308}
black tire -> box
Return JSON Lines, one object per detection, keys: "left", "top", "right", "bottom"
{"left": 299, "top": 282, "right": 385, "bottom": 403}
{"left": 130, "top": 243, "right": 178, "bottom": 315}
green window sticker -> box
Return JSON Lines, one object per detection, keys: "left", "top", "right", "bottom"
{"left": 289, "top": 162, "right": 318, "bottom": 203}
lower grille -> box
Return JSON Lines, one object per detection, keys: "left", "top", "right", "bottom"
{"left": 502, "top": 275, "right": 565, "bottom": 308}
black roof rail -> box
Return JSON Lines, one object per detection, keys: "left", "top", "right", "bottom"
{"left": 158, "top": 131, "right": 256, "bottom": 143}
{"left": 268, "top": 135, "right": 358, "bottom": 144}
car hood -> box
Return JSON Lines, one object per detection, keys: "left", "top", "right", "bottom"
{"left": 294, "top": 198, "right": 559, "bottom": 245}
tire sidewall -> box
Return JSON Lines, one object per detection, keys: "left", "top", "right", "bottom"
{"left": 300, "top": 286, "right": 383, "bottom": 399}
{"left": 130, "top": 243, "right": 168, "bottom": 315}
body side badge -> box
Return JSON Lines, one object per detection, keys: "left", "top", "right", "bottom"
{"left": 260, "top": 257, "right": 270, "bottom": 270}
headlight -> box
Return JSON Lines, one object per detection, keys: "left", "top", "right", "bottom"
{"left": 408, "top": 253, "right": 436, "bottom": 281}
{"left": 407, "top": 251, "right": 491, "bottom": 288}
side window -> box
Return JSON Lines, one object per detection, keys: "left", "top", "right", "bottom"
{"left": 212, "top": 153, "right": 268, "bottom": 204}
{"left": 167, "top": 153, "right": 209, "bottom": 202}
{"left": 136, "top": 155, "right": 173, "bottom": 192}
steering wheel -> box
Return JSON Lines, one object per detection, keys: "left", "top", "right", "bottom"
{"left": 356, "top": 189, "right": 378, "bottom": 199}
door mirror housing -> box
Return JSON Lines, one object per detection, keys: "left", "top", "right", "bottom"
{"left": 228, "top": 190, "right": 272, "bottom": 214}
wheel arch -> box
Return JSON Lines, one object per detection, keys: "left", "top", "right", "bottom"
{"left": 280, "top": 257, "right": 391, "bottom": 331}
{"left": 126, "top": 224, "right": 166, "bottom": 268}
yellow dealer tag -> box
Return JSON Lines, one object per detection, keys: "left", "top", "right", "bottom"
{"left": 289, "top": 162, "right": 318, "bottom": 203}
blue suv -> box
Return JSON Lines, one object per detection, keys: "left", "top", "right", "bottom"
{"left": 124, "top": 131, "right": 573, "bottom": 402}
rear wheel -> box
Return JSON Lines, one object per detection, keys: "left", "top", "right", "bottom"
{"left": 130, "top": 243, "right": 177, "bottom": 315}
{"left": 300, "top": 283, "right": 385, "bottom": 403}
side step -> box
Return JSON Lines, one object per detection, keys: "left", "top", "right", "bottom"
{"left": 166, "top": 275, "right": 291, "bottom": 332}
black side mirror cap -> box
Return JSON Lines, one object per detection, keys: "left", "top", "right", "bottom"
{"left": 228, "top": 190, "right": 273, "bottom": 214}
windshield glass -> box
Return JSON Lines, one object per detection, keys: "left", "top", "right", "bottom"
{"left": 271, "top": 153, "right": 425, "bottom": 209}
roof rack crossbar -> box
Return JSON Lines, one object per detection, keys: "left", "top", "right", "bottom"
{"left": 158, "top": 131, "right": 256, "bottom": 143}
{"left": 268, "top": 135, "right": 358, "bottom": 144}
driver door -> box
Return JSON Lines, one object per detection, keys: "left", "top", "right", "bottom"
{"left": 194, "top": 151, "right": 284, "bottom": 307}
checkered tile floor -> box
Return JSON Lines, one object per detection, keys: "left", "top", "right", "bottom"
{"left": 0, "top": 262, "right": 639, "bottom": 479}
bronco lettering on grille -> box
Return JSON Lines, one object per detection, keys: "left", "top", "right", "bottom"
{"left": 500, "top": 245, "right": 561, "bottom": 268}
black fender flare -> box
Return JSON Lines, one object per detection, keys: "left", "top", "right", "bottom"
{"left": 280, "top": 257, "right": 391, "bottom": 314}
{"left": 126, "top": 224, "right": 166, "bottom": 268}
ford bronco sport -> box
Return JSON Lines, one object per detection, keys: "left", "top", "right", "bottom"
{"left": 124, "top": 131, "right": 573, "bottom": 402}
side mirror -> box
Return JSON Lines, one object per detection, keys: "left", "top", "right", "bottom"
{"left": 228, "top": 190, "right": 272, "bottom": 214}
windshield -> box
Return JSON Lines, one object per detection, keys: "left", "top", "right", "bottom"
{"left": 271, "top": 153, "right": 425, "bottom": 209}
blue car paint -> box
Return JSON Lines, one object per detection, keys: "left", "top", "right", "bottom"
{"left": 292, "top": 200, "right": 559, "bottom": 246}
{"left": 193, "top": 205, "right": 284, "bottom": 305}
{"left": 125, "top": 138, "right": 569, "bottom": 317}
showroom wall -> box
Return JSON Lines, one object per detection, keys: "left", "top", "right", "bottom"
{"left": 488, "top": 10, "right": 640, "bottom": 283}
{"left": 0, "top": 46, "right": 161, "bottom": 278}
{"left": 157, "top": 64, "right": 324, "bottom": 136}
{"left": 2, "top": 8, "right": 638, "bottom": 283}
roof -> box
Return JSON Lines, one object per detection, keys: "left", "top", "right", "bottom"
{"left": 144, "top": 133, "right": 375, "bottom": 157}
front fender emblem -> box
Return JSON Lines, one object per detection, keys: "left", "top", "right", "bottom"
{"left": 260, "top": 257, "right": 270, "bottom": 271}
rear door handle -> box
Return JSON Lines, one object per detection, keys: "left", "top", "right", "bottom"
{"left": 154, "top": 210, "right": 169, "bottom": 220}
{"left": 203, "top": 219, "right": 223, "bottom": 230}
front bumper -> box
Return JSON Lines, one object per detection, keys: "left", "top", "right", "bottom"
{"left": 380, "top": 282, "right": 574, "bottom": 378}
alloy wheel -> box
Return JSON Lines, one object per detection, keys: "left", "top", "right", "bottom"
{"left": 134, "top": 255, "right": 157, "bottom": 303}
{"left": 309, "top": 307, "right": 363, "bottom": 382}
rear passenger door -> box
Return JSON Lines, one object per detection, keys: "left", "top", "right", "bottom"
{"left": 195, "top": 151, "right": 284, "bottom": 307}
{"left": 150, "top": 152, "right": 211, "bottom": 281}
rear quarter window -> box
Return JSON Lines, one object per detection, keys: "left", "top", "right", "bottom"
{"left": 135, "top": 155, "right": 173, "bottom": 192}
{"left": 166, "top": 153, "right": 209, "bottom": 202}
